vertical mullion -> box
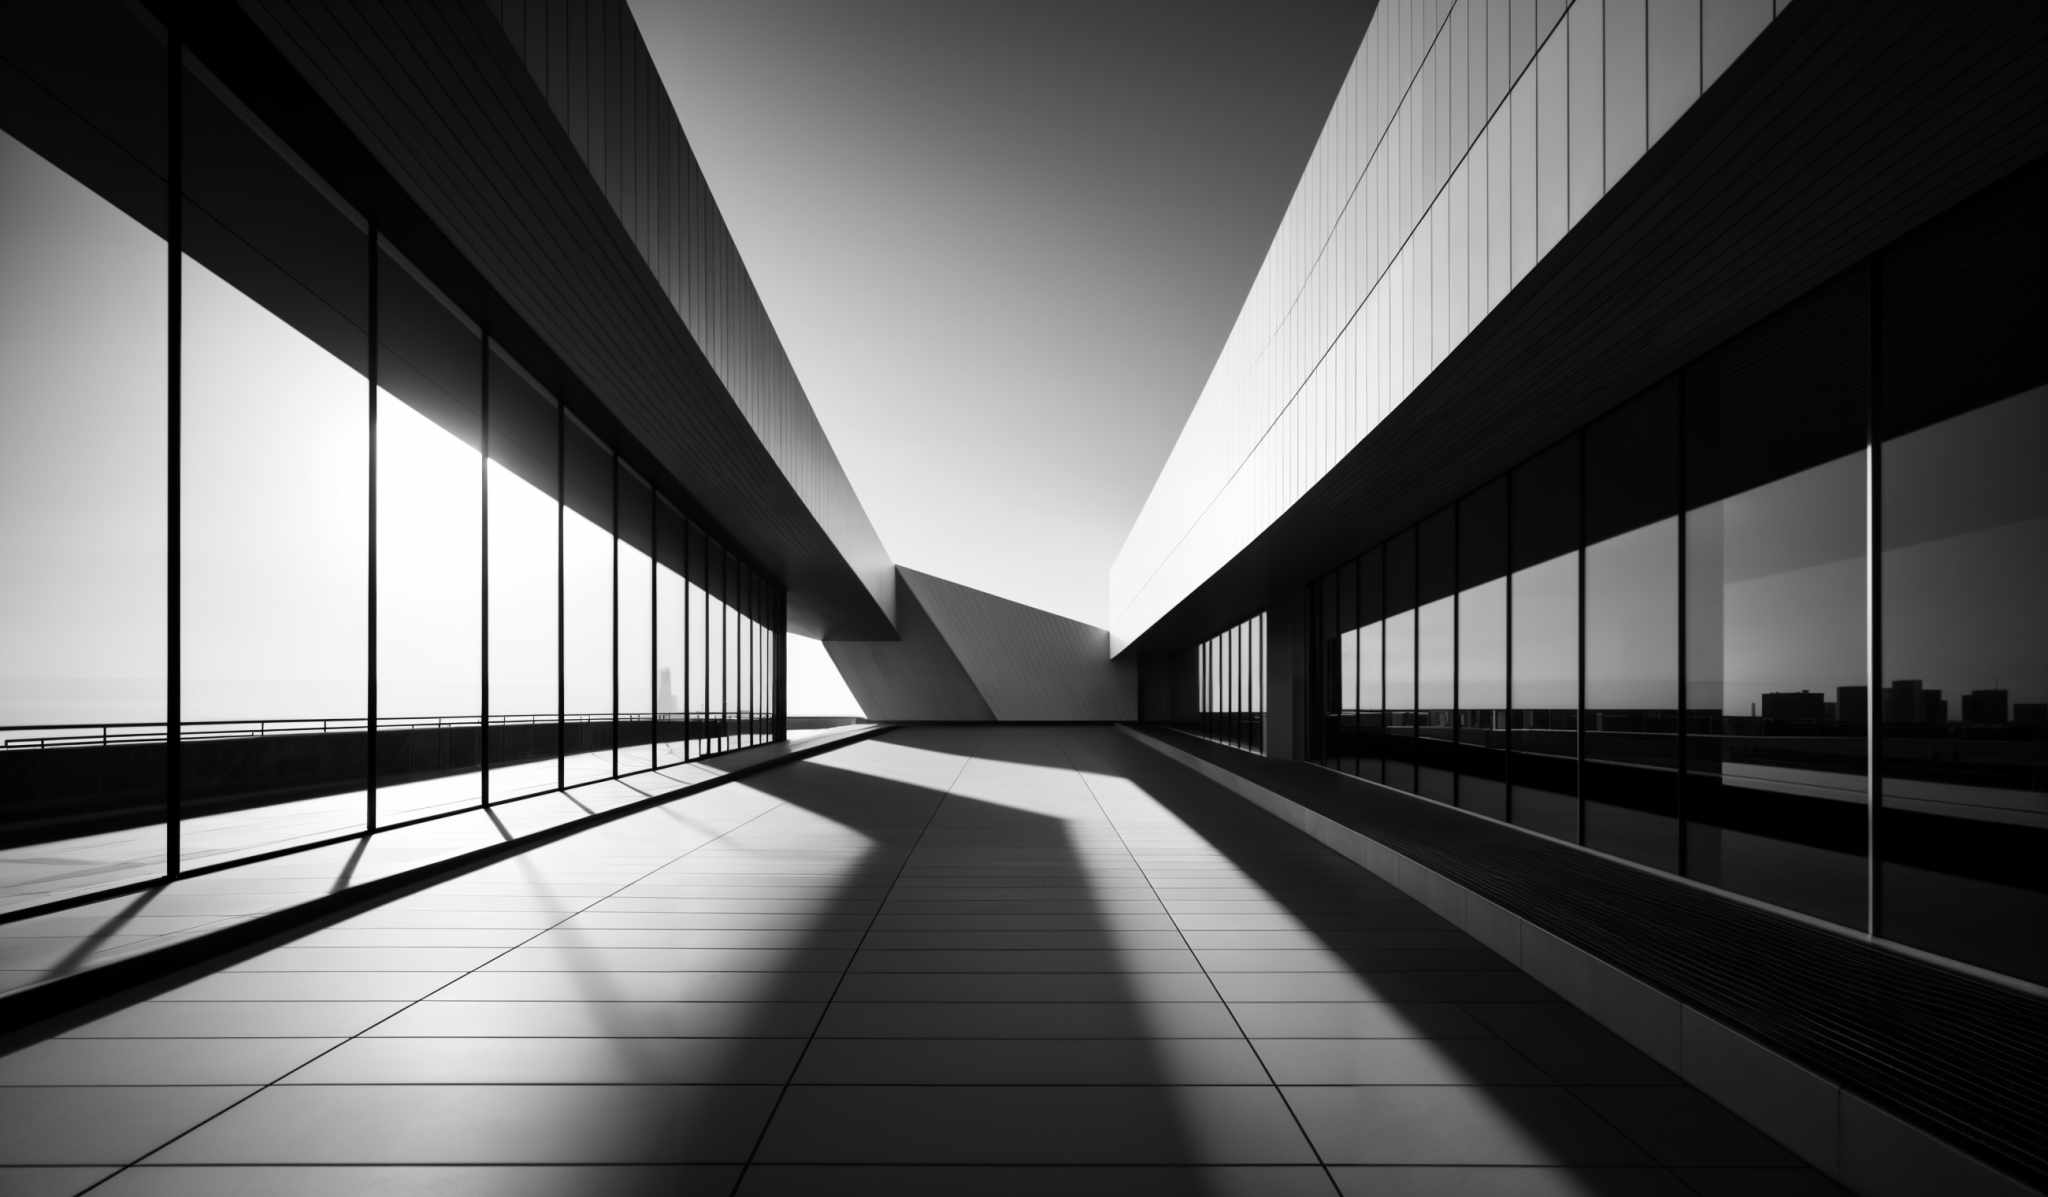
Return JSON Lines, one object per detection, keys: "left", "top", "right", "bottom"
{"left": 366, "top": 223, "right": 379, "bottom": 832}
{"left": 1575, "top": 431, "right": 1587, "bottom": 846}
{"left": 555, "top": 398, "right": 565, "bottom": 793}
{"left": 480, "top": 335, "right": 491, "bottom": 804}
{"left": 646, "top": 487, "right": 655, "bottom": 772}
{"left": 1867, "top": 262, "right": 1884, "bottom": 939}
{"left": 610, "top": 451, "right": 619, "bottom": 779}
{"left": 1504, "top": 469, "right": 1515, "bottom": 825}
{"left": 1452, "top": 505, "right": 1462, "bottom": 807}
{"left": 165, "top": 31, "right": 183, "bottom": 875}
{"left": 1675, "top": 378, "right": 1689, "bottom": 870}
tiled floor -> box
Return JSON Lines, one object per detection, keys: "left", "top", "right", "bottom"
{"left": 0, "top": 729, "right": 876, "bottom": 995}
{"left": 0, "top": 726, "right": 1845, "bottom": 1196}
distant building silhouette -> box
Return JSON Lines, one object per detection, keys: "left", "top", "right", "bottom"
{"left": 1961, "top": 689, "right": 2009, "bottom": 725}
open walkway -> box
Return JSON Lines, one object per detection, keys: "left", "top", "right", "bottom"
{"left": 0, "top": 726, "right": 1838, "bottom": 1195}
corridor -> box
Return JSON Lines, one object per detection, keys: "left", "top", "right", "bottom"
{"left": 0, "top": 727, "right": 1833, "bottom": 1195}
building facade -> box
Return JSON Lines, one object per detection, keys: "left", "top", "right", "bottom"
{"left": 1122, "top": 0, "right": 2047, "bottom": 993}
{"left": 0, "top": 1, "right": 893, "bottom": 916}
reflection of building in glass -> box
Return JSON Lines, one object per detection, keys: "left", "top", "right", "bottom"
{"left": 1761, "top": 691, "right": 1827, "bottom": 724}
{"left": 1960, "top": 689, "right": 2009, "bottom": 725}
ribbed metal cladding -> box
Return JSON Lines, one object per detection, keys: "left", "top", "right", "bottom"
{"left": 231, "top": 0, "right": 896, "bottom": 639}
{"left": 1147, "top": 728, "right": 2048, "bottom": 1191}
{"left": 1119, "top": 0, "right": 2048, "bottom": 657}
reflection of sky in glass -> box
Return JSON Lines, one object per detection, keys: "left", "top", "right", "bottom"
{"left": 0, "top": 131, "right": 166, "bottom": 727}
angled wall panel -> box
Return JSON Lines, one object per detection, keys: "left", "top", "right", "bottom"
{"left": 825, "top": 573, "right": 993, "bottom": 723}
{"left": 901, "top": 570, "right": 1136, "bottom": 722}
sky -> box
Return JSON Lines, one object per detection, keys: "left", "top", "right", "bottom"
{"left": 631, "top": 0, "right": 1376, "bottom": 628}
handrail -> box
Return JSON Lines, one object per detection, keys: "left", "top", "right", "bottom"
{"left": 0, "top": 710, "right": 766, "bottom": 752}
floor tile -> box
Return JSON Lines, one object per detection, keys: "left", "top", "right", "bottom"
{"left": 153, "top": 972, "right": 457, "bottom": 1002}
{"left": 1253, "top": 1037, "right": 1551, "bottom": 1084}
{"left": 283, "top": 1036, "right": 802, "bottom": 1084}
{"left": 91, "top": 1164, "right": 743, "bottom": 1195}
{"left": 0, "top": 1038, "right": 339, "bottom": 1086}
{"left": 1283, "top": 1084, "right": 1649, "bottom": 1165}
{"left": 1227, "top": 1001, "right": 1489, "bottom": 1039}
{"left": 145, "top": 1085, "right": 780, "bottom": 1164}
{"left": 793, "top": 1037, "right": 1268, "bottom": 1085}
{"left": 0, "top": 1086, "right": 254, "bottom": 1165}
{"left": 482, "top": 946, "right": 852, "bottom": 972}
{"left": 1673, "top": 1166, "right": 1852, "bottom": 1195}
{"left": 366, "top": 1000, "right": 822, "bottom": 1038}
{"left": 735, "top": 1164, "right": 1339, "bottom": 1196}
{"left": 0, "top": 1167, "right": 119, "bottom": 1197}
{"left": 1327, "top": 1165, "right": 1692, "bottom": 1196}
{"left": 753, "top": 1085, "right": 1317, "bottom": 1163}
{"left": 1571, "top": 1086, "right": 1797, "bottom": 1165}
{"left": 814, "top": 1001, "right": 1241, "bottom": 1039}
{"left": 61, "top": 1001, "right": 407, "bottom": 1039}
{"left": 1464, "top": 1003, "right": 1678, "bottom": 1084}
{"left": 833, "top": 972, "right": 1216, "bottom": 1003}
{"left": 430, "top": 971, "right": 840, "bottom": 1003}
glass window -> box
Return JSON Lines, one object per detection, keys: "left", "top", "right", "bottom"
{"left": 1877, "top": 170, "right": 2047, "bottom": 982}
{"left": 1583, "top": 383, "right": 1681, "bottom": 871}
{"left": 686, "top": 521, "right": 708, "bottom": 759}
{"left": 1337, "top": 563, "right": 1360, "bottom": 775}
{"left": 1510, "top": 436, "right": 1582, "bottom": 840}
{"left": 1357, "top": 548, "right": 1386, "bottom": 784}
{"left": 655, "top": 497, "right": 687, "bottom": 765}
{"left": 616, "top": 467, "right": 654, "bottom": 772}
{"left": 0, "top": 95, "right": 168, "bottom": 906}
{"left": 486, "top": 349, "right": 559, "bottom": 802}
{"left": 562, "top": 415, "right": 613, "bottom": 785}
{"left": 375, "top": 245, "right": 482, "bottom": 824}
{"left": 1418, "top": 510, "right": 1458, "bottom": 803}
{"left": 1459, "top": 481, "right": 1510, "bottom": 820}
{"left": 1318, "top": 573, "right": 1341, "bottom": 768}
{"left": 180, "top": 61, "right": 370, "bottom": 862}
{"left": 1683, "top": 273, "right": 1869, "bottom": 928}
{"left": 1384, "top": 530, "right": 1419, "bottom": 793}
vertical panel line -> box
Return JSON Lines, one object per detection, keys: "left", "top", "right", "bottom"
{"left": 165, "top": 29, "right": 183, "bottom": 876}
{"left": 480, "top": 333, "right": 491, "bottom": 805}
{"left": 366, "top": 224, "right": 379, "bottom": 832}
{"left": 1867, "top": 258, "right": 1884, "bottom": 939}
{"left": 556, "top": 396, "right": 565, "bottom": 794}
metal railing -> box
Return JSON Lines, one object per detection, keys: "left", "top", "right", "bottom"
{"left": 0, "top": 711, "right": 767, "bottom": 752}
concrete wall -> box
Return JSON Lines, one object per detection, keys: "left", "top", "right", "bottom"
{"left": 828, "top": 569, "right": 1137, "bottom": 723}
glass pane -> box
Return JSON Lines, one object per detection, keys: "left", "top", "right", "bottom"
{"left": 1876, "top": 171, "right": 2047, "bottom": 982}
{"left": 1356, "top": 547, "right": 1386, "bottom": 784}
{"left": 562, "top": 416, "right": 613, "bottom": 785}
{"left": 1583, "top": 384, "right": 1680, "bottom": 872}
{"left": 655, "top": 498, "right": 686, "bottom": 766}
{"left": 1881, "top": 387, "right": 2046, "bottom": 980}
{"left": 1510, "top": 437, "right": 1581, "bottom": 841}
{"left": 375, "top": 248, "right": 482, "bottom": 824}
{"left": 1384, "top": 530, "right": 1418, "bottom": 793}
{"left": 0, "top": 115, "right": 167, "bottom": 909}
{"left": 485, "top": 349, "right": 559, "bottom": 801}
{"left": 616, "top": 468, "right": 653, "bottom": 773}
{"left": 687, "top": 522, "right": 708, "bottom": 759}
{"left": 1458, "top": 481, "right": 1509, "bottom": 820}
{"left": 1683, "top": 275, "right": 1868, "bottom": 928}
{"left": 180, "top": 59, "right": 370, "bottom": 865}
{"left": 1418, "top": 509, "right": 1457, "bottom": 803}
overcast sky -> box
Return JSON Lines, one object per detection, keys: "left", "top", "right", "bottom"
{"left": 632, "top": 0, "right": 1374, "bottom": 628}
